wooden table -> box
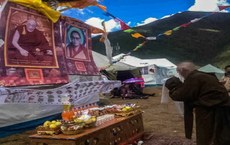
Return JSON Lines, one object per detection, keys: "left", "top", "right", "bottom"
{"left": 29, "top": 113, "right": 144, "bottom": 145}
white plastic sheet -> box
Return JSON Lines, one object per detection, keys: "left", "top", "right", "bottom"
{"left": 161, "top": 82, "right": 184, "bottom": 116}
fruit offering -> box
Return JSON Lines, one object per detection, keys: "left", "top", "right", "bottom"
{"left": 60, "top": 122, "right": 84, "bottom": 135}
{"left": 114, "top": 104, "right": 141, "bottom": 117}
{"left": 36, "top": 120, "right": 62, "bottom": 135}
{"left": 74, "top": 115, "right": 97, "bottom": 128}
{"left": 121, "top": 106, "right": 133, "bottom": 112}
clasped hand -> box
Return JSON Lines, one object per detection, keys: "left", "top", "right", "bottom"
{"left": 165, "top": 76, "right": 182, "bottom": 91}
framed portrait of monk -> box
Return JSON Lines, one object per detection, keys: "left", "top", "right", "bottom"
{"left": 64, "top": 23, "right": 91, "bottom": 62}
{"left": 62, "top": 17, "right": 99, "bottom": 75}
{"left": 4, "top": 7, "right": 59, "bottom": 68}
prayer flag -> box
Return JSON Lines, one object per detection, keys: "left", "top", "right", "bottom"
{"left": 172, "top": 27, "right": 180, "bottom": 31}
{"left": 146, "top": 37, "right": 156, "bottom": 40}
{"left": 58, "top": 0, "right": 107, "bottom": 11}
{"left": 124, "top": 29, "right": 135, "bottom": 33}
{"left": 131, "top": 33, "right": 145, "bottom": 38}
{"left": 218, "top": 5, "right": 230, "bottom": 11}
{"left": 163, "top": 30, "right": 173, "bottom": 36}
{"left": 104, "top": 11, "right": 130, "bottom": 30}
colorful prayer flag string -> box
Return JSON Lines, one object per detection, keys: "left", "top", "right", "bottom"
{"left": 102, "top": 5, "right": 230, "bottom": 71}
{"left": 156, "top": 12, "right": 215, "bottom": 39}
{"left": 104, "top": 11, "right": 130, "bottom": 30}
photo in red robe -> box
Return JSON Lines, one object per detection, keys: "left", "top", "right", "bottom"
{"left": 0, "top": 2, "right": 69, "bottom": 86}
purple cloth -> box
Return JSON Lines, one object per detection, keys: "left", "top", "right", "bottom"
{"left": 123, "top": 78, "right": 144, "bottom": 84}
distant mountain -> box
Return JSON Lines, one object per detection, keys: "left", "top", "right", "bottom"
{"left": 92, "top": 11, "right": 230, "bottom": 68}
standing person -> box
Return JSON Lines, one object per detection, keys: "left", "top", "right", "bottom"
{"left": 11, "top": 18, "right": 52, "bottom": 59}
{"left": 66, "top": 30, "right": 89, "bottom": 60}
{"left": 220, "top": 65, "right": 230, "bottom": 96}
{"left": 165, "top": 61, "right": 230, "bottom": 145}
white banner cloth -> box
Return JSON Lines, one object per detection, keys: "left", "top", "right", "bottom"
{"left": 0, "top": 80, "right": 121, "bottom": 105}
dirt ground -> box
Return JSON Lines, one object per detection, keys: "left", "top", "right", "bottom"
{"left": 0, "top": 86, "right": 196, "bottom": 145}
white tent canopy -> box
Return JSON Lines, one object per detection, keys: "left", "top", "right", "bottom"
{"left": 93, "top": 52, "right": 176, "bottom": 85}
{"left": 92, "top": 52, "right": 136, "bottom": 71}
{"left": 113, "top": 53, "right": 176, "bottom": 68}
{"left": 141, "top": 58, "right": 176, "bottom": 68}
{"left": 198, "top": 64, "right": 224, "bottom": 80}
{"left": 113, "top": 53, "right": 142, "bottom": 67}
{"left": 113, "top": 53, "right": 177, "bottom": 85}
{"left": 198, "top": 64, "right": 224, "bottom": 74}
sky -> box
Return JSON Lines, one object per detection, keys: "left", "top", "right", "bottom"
{"left": 61, "top": 0, "right": 230, "bottom": 32}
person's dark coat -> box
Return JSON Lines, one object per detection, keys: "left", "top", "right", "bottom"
{"left": 166, "top": 70, "right": 230, "bottom": 145}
